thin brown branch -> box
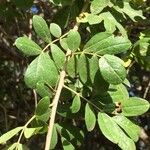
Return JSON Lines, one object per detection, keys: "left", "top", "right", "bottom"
{"left": 143, "top": 77, "right": 150, "bottom": 99}
{"left": 44, "top": 50, "right": 71, "bottom": 150}
{"left": 44, "top": 70, "right": 66, "bottom": 150}
{"left": 44, "top": 1, "right": 90, "bottom": 149}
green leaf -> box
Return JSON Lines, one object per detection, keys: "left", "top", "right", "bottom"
{"left": 60, "top": 38, "right": 69, "bottom": 50}
{"left": 67, "top": 29, "right": 81, "bottom": 51}
{"left": 50, "top": 125, "right": 58, "bottom": 149}
{"left": 78, "top": 54, "right": 99, "bottom": 84}
{"left": 113, "top": 2, "right": 145, "bottom": 21}
{"left": 87, "top": 14, "right": 102, "bottom": 25}
{"left": 51, "top": 44, "right": 65, "bottom": 70}
{"left": 89, "top": 56, "right": 99, "bottom": 83}
{"left": 24, "top": 127, "right": 42, "bottom": 139}
{"left": 96, "top": 84, "right": 129, "bottom": 109}
{"left": 122, "top": 97, "right": 150, "bottom": 116}
{"left": 56, "top": 122, "right": 84, "bottom": 146}
{"left": 25, "top": 52, "right": 58, "bottom": 88}
{"left": 90, "top": 0, "right": 110, "bottom": 14}
{"left": 99, "top": 12, "right": 127, "bottom": 36}
{"left": 50, "top": 23, "right": 62, "bottom": 38}
{"left": 33, "top": 15, "right": 51, "bottom": 43}
{"left": 70, "top": 95, "right": 81, "bottom": 113}
{"left": 123, "top": 78, "right": 131, "bottom": 87}
{"left": 0, "top": 127, "right": 23, "bottom": 144}
{"left": 61, "top": 137, "right": 75, "bottom": 150}
{"left": 113, "top": 115, "right": 141, "bottom": 142}
{"left": 36, "top": 81, "right": 52, "bottom": 98}
{"left": 35, "top": 97, "right": 51, "bottom": 122}
{"left": 78, "top": 54, "right": 88, "bottom": 84}
{"left": 93, "top": 71, "right": 109, "bottom": 95}
{"left": 35, "top": 96, "right": 50, "bottom": 116}
{"left": 7, "top": 143, "right": 17, "bottom": 150}
{"left": 108, "top": 84, "right": 129, "bottom": 103}
{"left": 98, "top": 113, "right": 119, "bottom": 143}
{"left": 67, "top": 55, "right": 77, "bottom": 78}
{"left": 85, "top": 103, "right": 96, "bottom": 131}
{"left": 36, "top": 108, "right": 51, "bottom": 122}
{"left": 98, "top": 113, "right": 136, "bottom": 150}
{"left": 15, "top": 143, "right": 27, "bottom": 150}
{"left": 7, "top": 143, "right": 27, "bottom": 150}
{"left": 99, "top": 54, "right": 127, "bottom": 85}
{"left": 83, "top": 32, "right": 131, "bottom": 55}
{"left": 15, "top": 37, "right": 42, "bottom": 56}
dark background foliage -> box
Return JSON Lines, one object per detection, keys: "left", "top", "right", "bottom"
{"left": 0, "top": 0, "right": 150, "bottom": 149}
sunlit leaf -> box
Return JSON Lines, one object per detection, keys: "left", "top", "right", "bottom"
{"left": 50, "top": 125, "right": 58, "bottom": 149}
{"left": 113, "top": 2, "right": 145, "bottom": 21}
{"left": 51, "top": 44, "right": 65, "bottom": 70}
{"left": 61, "top": 137, "right": 75, "bottom": 150}
{"left": 84, "top": 32, "right": 131, "bottom": 55}
{"left": 35, "top": 96, "right": 50, "bottom": 116}
{"left": 15, "top": 37, "right": 42, "bottom": 56}
{"left": 67, "top": 29, "right": 81, "bottom": 51}
{"left": 24, "top": 127, "right": 42, "bottom": 139}
{"left": 98, "top": 113, "right": 136, "bottom": 150}
{"left": 90, "top": 0, "right": 110, "bottom": 14}
{"left": 25, "top": 52, "right": 58, "bottom": 88}
{"left": 33, "top": 15, "right": 51, "bottom": 43}
{"left": 99, "top": 54, "right": 126, "bottom": 85}
{"left": 113, "top": 115, "right": 141, "bottom": 142}
{"left": 50, "top": 23, "right": 62, "bottom": 38}
{"left": 122, "top": 97, "right": 150, "bottom": 116}
{"left": 85, "top": 103, "right": 96, "bottom": 131}
{"left": 70, "top": 95, "right": 81, "bottom": 113}
{"left": 0, "top": 127, "right": 23, "bottom": 144}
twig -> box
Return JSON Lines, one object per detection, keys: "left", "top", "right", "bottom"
{"left": 143, "top": 77, "right": 150, "bottom": 99}
{"left": 33, "top": 89, "right": 38, "bottom": 108}
{"left": 28, "top": 17, "right": 32, "bottom": 39}
{"left": 42, "top": 32, "right": 68, "bottom": 52}
{"left": 15, "top": 115, "right": 35, "bottom": 150}
{"left": 44, "top": 70, "right": 66, "bottom": 150}
{"left": 44, "top": 1, "right": 90, "bottom": 149}
{"left": 44, "top": 49, "right": 71, "bottom": 150}
{"left": 63, "top": 85, "right": 102, "bottom": 111}
{"left": 74, "top": 51, "right": 101, "bottom": 58}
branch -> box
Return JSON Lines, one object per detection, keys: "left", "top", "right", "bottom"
{"left": 44, "top": 1, "right": 90, "bottom": 149}
{"left": 44, "top": 70, "right": 66, "bottom": 150}
{"left": 63, "top": 85, "right": 102, "bottom": 111}
{"left": 143, "top": 77, "right": 150, "bottom": 99}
